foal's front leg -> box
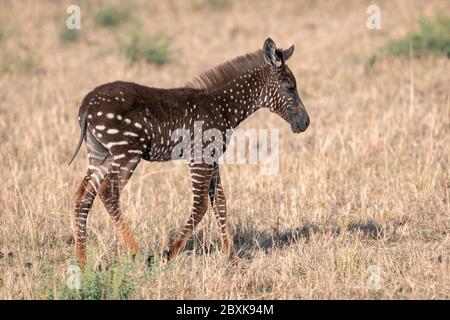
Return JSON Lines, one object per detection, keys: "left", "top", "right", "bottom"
{"left": 167, "top": 163, "right": 214, "bottom": 260}
{"left": 210, "top": 169, "right": 236, "bottom": 258}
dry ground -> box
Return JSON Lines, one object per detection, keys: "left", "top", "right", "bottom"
{"left": 0, "top": 0, "right": 449, "bottom": 299}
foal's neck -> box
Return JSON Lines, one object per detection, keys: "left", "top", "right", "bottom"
{"left": 208, "top": 67, "right": 267, "bottom": 129}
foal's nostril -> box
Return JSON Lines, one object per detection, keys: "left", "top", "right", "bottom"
{"left": 304, "top": 118, "right": 310, "bottom": 128}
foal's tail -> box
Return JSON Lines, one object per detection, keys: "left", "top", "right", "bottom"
{"left": 68, "top": 109, "right": 88, "bottom": 166}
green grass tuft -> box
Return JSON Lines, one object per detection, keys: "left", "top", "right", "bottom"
{"left": 384, "top": 15, "right": 450, "bottom": 58}
{"left": 121, "top": 31, "right": 171, "bottom": 65}
{"left": 40, "top": 258, "right": 159, "bottom": 300}
{"left": 205, "top": 0, "right": 231, "bottom": 9}
{"left": 94, "top": 6, "right": 129, "bottom": 27}
{"left": 59, "top": 27, "right": 80, "bottom": 43}
{"left": 0, "top": 53, "right": 37, "bottom": 73}
{"left": 193, "top": 0, "right": 231, "bottom": 11}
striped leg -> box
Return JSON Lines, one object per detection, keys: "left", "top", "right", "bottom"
{"left": 209, "top": 168, "right": 236, "bottom": 258}
{"left": 74, "top": 157, "right": 110, "bottom": 266}
{"left": 167, "top": 163, "right": 214, "bottom": 260}
{"left": 98, "top": 155, "right": 141, "bottom": 258}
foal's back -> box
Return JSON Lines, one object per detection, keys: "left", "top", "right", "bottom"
{"left": 74, "top": 81, "right": 209, "bottom": 162}
{"left": 80, "top": 80, "right": 202, "bottom": 122}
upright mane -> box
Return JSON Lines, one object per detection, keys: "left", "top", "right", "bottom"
{"left": 186, "top": 50, "right": 265, "bottom": 92}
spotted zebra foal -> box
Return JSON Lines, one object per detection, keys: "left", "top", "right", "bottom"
{"left": 69, "top": 38, "right": 310, "bottom": 265}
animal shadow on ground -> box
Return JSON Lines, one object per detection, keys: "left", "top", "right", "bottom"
{"left": 166, "top": 219, "right": 385, "bottom": 259}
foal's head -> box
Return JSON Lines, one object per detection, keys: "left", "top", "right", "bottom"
{"left": 262, "top": 38, "right": 310, "bottom": 133}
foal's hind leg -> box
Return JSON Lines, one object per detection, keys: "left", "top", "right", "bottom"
{"left": 98, "top": 155, "right": 141, "bottom": 258}
{"left": 74, "top": 157, "right": 110, "bottom": 266}
{"left": 74, "top": 128, "right": 111, "bottom": 266}
{"left": 209, "top": 167, "right": 236, "bottom": 258}
{"left": 167, "top": 163, "right": 214, "bottom": 260}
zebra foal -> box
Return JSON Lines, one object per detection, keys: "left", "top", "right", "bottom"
{"left": 69, "top": 38, "right": 310, "bottom": 265}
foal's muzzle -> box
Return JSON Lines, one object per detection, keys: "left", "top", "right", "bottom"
{"left": 291, "top": 113, "right": 310, "bottom": 133}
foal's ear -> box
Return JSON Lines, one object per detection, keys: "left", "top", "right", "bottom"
{"left": 263, "top": 38, "right": 282, "bottom": 68}
{"left": 282, "top": 44, "right": 295, "bottom": 62}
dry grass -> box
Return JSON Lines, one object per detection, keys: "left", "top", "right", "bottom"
{"left": 0, "top": 0, "right": 449, "bottom": 299}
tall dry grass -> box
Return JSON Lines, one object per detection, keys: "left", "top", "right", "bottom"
{"left": 0, "top": 0, "right": 449, "bottom": 299}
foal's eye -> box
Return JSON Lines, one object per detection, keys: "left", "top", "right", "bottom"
{"left": 284, "top": 85, "right": 295, "bottom": 93}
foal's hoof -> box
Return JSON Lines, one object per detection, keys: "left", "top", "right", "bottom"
{"left": 162, "top": 249, "right": 170, "bottom": 263}
{"left": 146, "top": 255, "right": 155, "bottom": 269}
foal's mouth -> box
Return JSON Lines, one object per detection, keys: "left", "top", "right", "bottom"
{"left": 291, "top": 122, "right": 309, "bottom": 133}
{"left": 292, "top": 126, "right": 306, "bottom": 133}
{"left": 289, "top": 112, "right": 310, "bottom": 133}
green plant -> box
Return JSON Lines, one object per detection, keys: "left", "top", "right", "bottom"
{"left": 40, "top": 258, "right": 158, "bottom": 300}
{"left": 206, "top": 0, "right": 231, "bottom": 9}
{"left": 94, "top": 6, "right": 129, "bottom": 27}
{"left": 59, "top": 27, "right": 80, "bottom": 43}
{"left": 193, "top": 0, "right": 231, "bottom": 11}
{"left": 0, "top": 53, "right": 37, "bottom": 73}
{"left": 121, "top": 31, "right": 171, "bottom": 65}
{"left": 384, "top": 15, "right": 450, "bottom": 58}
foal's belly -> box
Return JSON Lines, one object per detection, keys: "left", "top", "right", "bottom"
{"left": 141, "top": 144, "right": 176, "bottom": 162}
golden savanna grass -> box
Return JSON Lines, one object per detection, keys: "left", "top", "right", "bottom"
{"left": 0, "top": 0, "right": 449, "bottom": 299}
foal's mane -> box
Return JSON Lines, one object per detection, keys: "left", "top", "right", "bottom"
{"left": 186, "top": 50, "right": 265, "bottom": 92}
